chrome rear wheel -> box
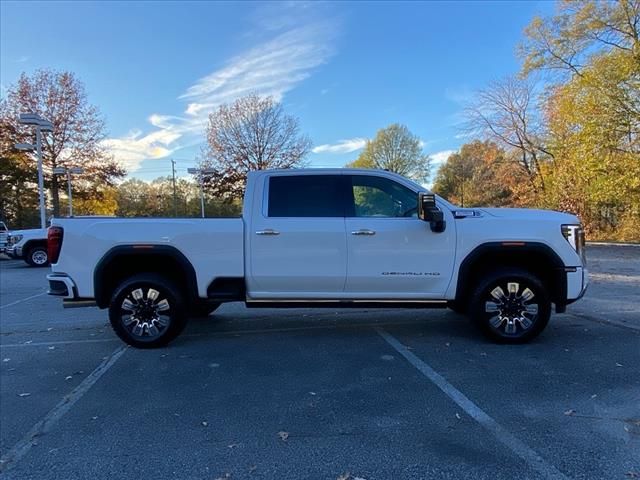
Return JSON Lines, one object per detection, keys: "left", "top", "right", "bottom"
{"left": 109, "top": 274, "right": 187, "bottom": 348}
{"left": 120, "top": 287, "right": 172, "bottom": 340}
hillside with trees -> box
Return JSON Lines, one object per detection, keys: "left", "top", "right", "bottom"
{"left": 433, "top": 0, "right": 639, "bottom": 240}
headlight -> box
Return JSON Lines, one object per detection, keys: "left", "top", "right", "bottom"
{"left": 561, "top": 224, "right": 586, "bottom": 265}
{"left": 9, "top": 234, "right": 23, "bottom": 245}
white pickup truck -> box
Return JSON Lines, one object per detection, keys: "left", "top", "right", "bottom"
{"left": 6, "top": 228, "right": 49, "bottom": 267}
{"left": 47, "top": 168, "right": 588, "bottom": 348}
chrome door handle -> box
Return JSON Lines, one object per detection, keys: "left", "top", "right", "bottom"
{"left": 351, "top": 229, "right": 376, "bottom": 236}
{"left": 256, "top": 229, "right": 280, "bottom": 236}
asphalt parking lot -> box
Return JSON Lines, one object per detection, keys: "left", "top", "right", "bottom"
{"left": 0, "top": 245, "right": 638, "bottom": 480}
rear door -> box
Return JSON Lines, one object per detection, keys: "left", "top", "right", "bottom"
{"left": 247, "top": 174, "right": 348, "bottom": 299}
{"left": 344, "top": 174, "right": 455, "bottom": 298}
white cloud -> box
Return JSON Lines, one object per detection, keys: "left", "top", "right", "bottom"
{"left": 454, "top": 132, "right": 473, "bottom": 139}
{"left": 444, "top": 86, "right": 473, "bottom": 105}
{"left": 103, "top": 129, "right": 181, "bottom": 170}
{"left": 429, "top": 149, "right": 456, "bottom": 165}
{"left": 104, "top": 6, "right": 338, "bottom": 172}
{"left": 312, "top": 138, "right": 367, "bottom": 154}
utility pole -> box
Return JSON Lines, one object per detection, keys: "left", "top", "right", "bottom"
{"left": 16, "top": 113, "right": 53, "bottom": 229}
{"left": 171, "top": 158, "right": 178, "bottom": 217}
{"left": 188, "top": 167, "right": 215, "bottom": 218}
{"left": 53, "top": 167, "right": 84, "bottom": 216}
{"left": 459, "top": 162, "right": 465, "bottom": 208}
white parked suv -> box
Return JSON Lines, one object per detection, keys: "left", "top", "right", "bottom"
{"left": 7, "top": 228, "right": 49, "bottom": 267}
{"left": 47, "top": 169, "right": 588, "bottom": 348}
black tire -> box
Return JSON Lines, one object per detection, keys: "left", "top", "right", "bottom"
{"left": 190, "top": 302, "right": 221, "bottom": 318}
{"left": 25, "top": 246, "right": 49, "bottom": 267}
{"left": 469, "top": 268, "right": 551, "bottom": 344}
{"left": 108, "top": 273, "right": 187, "bottom": 348}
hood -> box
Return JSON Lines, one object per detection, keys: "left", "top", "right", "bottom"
{"left": 8, "top": 228, "right": 48, "bottom": 237}
{"left": 479, "top": 208, "right": 579, "bottom": 224}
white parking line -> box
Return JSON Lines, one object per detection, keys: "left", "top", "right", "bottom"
{"left": 0, "top": 291, "right": 47, "bottom": 310}
{"left": 0, "top": 338, "right": 121, "bottom": 348}
{"left": 0, "top": 345, "right": 127, "bottom": 473}
{"left": 0, "top": 319, "right": 429, "bottom": 348}
{"left": 376, "top": 328, "right": 569, "bottom": 480}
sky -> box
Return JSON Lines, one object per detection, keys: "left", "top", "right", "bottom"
{"left": 0, "top": 0, "right": 554, "bottom": 181}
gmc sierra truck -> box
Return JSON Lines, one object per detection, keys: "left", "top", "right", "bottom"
{"left": 47, "top": 169, "right": 588, "bottom": 348}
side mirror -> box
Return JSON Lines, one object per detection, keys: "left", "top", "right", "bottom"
{"left": 418, "top": 192, "right": 446, "bottom": 233}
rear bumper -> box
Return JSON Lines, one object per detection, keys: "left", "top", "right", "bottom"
{"left": 47, "top": 273, "right": 97, "bottom": 308}
{"left": 47, "top": 274, "right": 77, "bottom": 299}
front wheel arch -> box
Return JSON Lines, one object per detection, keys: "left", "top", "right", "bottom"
{"left": 454, "top": 242, "right": 567, "bottom": 309}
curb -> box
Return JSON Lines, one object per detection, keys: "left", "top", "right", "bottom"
{"left": 587, "top": 242, "right": 640, "bottom": 247}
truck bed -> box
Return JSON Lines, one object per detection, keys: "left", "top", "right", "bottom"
{"left": 54, "top": 217, "right": 244, "bottom": 298}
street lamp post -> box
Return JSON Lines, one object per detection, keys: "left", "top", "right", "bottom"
{"left": 53, "top": 167, "right": 84, "bottom": 216}
{"left": 16, "top": 113, "right": 53, "bottom": 229}
{"left": 187, "top": 167, "right": 216, "bottom": 218}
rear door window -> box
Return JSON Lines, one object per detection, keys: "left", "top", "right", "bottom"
{"left": 268, "top": 175, "right": 346, "bottom": 217}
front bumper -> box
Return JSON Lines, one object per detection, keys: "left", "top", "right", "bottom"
{"left": 6, "top": 246, "right": 18, "bottom": 258}
{"left": 566, "top": 266, "right": 588, "bottom": 300}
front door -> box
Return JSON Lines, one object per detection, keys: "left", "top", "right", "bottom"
{"left": 247, "top": 174, "right": 348, "bottom": 299}
{"left": 344, "top": 174, "right": 455, "bottom": 298}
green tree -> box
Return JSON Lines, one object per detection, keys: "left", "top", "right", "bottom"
{"left": 347, "top": 124, "right": 431, "bottom": 182}
{"left": 116, "top": 176, "right": 241, "bottom": 218}
{"left": 0, "top": 118, "right": 39, "bottom": 228}
{"left": 0, "top": 69, "right": 126, "bottom": 217}
{"left": 520, "top": 0, "right": 640, "bottom": 239}
{"left": 432, "top": 140, "right": 528, "bottom": 207}
{"left": 542, "top": 51, "right": 640, "bottom": 239}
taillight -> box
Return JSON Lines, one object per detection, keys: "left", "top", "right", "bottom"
{"left": 48, "top": 226, "right": 64, "bottom": 264}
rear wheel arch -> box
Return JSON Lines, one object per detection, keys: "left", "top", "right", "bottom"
{"left": 94, "top": 245, "right": 199, "bottom": 309}
{"left": 454, "top": 242, "right": 567, "bottom": 308}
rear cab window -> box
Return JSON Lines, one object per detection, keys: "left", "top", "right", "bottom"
{"left": 267, "top": 175, "right": 345, "bottom": 217}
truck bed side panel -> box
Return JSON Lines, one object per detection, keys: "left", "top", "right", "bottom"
{"left": 52, "top": 218, "right": 244, "bottom": 299}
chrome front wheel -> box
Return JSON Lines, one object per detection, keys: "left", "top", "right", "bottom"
{"left": 470, "top": 269, "right": 551, "bottom": 344}
{"left": 484, "top": 282, "right": 539, "bottom": 336}
{"left": 26, "top": 247, "right": 49, "bottom": 267}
